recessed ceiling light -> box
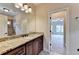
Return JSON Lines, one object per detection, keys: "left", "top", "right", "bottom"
{"left": 3, "top": 8, "right": 9, "bottom": 12}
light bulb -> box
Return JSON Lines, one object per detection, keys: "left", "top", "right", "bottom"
{"left": 28, "top": 7, "right": 32, "bottom": 13}
{"left": 21, "top": 7, "right": 25, "bottom": 11}
{"left": 24, "top": 4, "right": 28, "bottom": 9}
{"left": 25, "top": 10, "right": 29, "bottom": 13}
{"left": 7, "top": 21, "right": 11, "bottom": 25}
{"left": 15, "top": 4, "right": 20, "bottom": 8}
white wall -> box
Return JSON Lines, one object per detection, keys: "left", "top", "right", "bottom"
{"left": 36, "top": 6, "right": 49, "bottom": 52}
{"left": 69, "top": 4, "right": 79, "bottom": 54}
{"left": 35, "top": 4, "right": 79, "bottom": 54}
{"left": 35, "top": 3, "right": 70, "bottom": 53}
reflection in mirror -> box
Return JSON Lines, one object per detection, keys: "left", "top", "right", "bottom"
{"left": 0, "top": 3, "right": 36, "bottom": 38}
{"left": 0, "top": 3, "right": 33, "bottom": 38}
{"left": 8, "top": 16, "right": 16, "bottom": 36}
{"left": 0, "top": 14, "right": 8, "bottom": 37}
{"left": 0, "top": 15, "right": 16, "bottom": 36}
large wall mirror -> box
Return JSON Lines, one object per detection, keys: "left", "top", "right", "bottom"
{"left": 0, "top": 3, "right": 32, "bottom": 37}
{"left": 0, "top": 13, "right": 28, "bottom": 37}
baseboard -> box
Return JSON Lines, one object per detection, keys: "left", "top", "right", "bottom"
{"left": 43, "top": 48, "right": 50, "bottom": 54}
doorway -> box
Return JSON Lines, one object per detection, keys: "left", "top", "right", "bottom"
{"left": 8, "top": 17, "right": 16, "bottom": 36}
{"left": 50, "top": 11, "right": 66, "bottom": 55}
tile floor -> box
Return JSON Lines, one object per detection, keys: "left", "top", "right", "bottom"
{"left": 50, "top": 34, "right": 65, "bottom": 54}
{"left": 39, "top": 51, "right": 61, "bottom": 55}
{"left": 39, "top": 34, "right": 65, "bottom": 55}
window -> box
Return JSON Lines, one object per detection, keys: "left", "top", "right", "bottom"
{"left": 56, "top": 25, "right": 63, "bottom": 33}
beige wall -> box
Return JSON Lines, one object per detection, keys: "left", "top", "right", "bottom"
{"left": 51, "top": 11, "right": 66, "bottom": 19}
{"left": 35, "top": 3, "right": 70, "bottom": 52}
{"left": 36, "top": 6, "right": 50, "bottom": 52}
{"left": 35, "top": 4, "right": 79, "bottom": 54}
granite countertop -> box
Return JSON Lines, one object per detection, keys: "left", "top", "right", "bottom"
{"left": 0, "top": 32, "right": 43, "bottom": 55}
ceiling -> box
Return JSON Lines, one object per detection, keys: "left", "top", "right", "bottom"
{"left": 0, "top": 3, "right": 25, "bottom": 16}
{"left": 0, "top": 3, "right": 79, "bottom": 16}
{"left": 0, "top": 3, "right": 42, "bottom": 16}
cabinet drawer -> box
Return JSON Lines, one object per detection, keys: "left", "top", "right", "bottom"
{"left": 5, "top": 45, "right": 25, "bottom": 55}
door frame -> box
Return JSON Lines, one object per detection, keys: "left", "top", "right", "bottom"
{"left": 48, "top": 8, "right": 69, "bottom": 54}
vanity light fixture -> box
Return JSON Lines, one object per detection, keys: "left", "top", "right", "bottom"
{"left": 25, "top": 7, "right": 32, "bottom": 13}
{"left": 21, "top": 7, "right": 25, "bottom": 11}
{"left": 28, "top": 7, "right": 32, "bottom": 13}
{"left": 24, "top": 4, "right": 28, "bottom": 10}
{"left": 15, "top": 3, "right": 32, "bottom": 13}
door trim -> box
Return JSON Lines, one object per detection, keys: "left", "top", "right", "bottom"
{"left": 48, "top": 8, "right": 69, "bottom": 54}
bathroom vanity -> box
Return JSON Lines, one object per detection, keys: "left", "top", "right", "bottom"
{"left": 0, "top": 33, "right": 43, "bottom": 55}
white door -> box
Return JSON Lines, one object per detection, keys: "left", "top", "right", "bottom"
{"left": 50, "top": 11, "right": 66, "bottom": 55}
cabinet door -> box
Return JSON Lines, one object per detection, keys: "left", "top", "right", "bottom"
{"left": 33, "top": 36, "right": 43, "bottom": 55}
{"left": 26, "top": 42, "right": 33, "bottom": 55}
{"left": 33, "top": 39, "right": 39, "bottom": 55}
{"left": 38, "top": 37, "right": 43, "bottom": 53}
{"left": 5, "top": 45, "right": 25, "bottom": 55}
{"left": 36, "top": 36, "right": 43, "bottom": 53}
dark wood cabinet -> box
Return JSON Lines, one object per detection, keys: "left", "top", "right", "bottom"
{"left": 4, "top": 45, "right": 25, "bottom": 55}
{"left": 3, "top": 35, "right": 43, "bottom": 55}
{"left": 26, "top": 41, "right": 33, "bottom": 55}
{"left": 32, "top": 36, "right": 43, "bottom": 55}
{"left": 33, "top": 39, "right": 39, "bottom": 55}
{"left": 38, "top": 36, "right": 43, "bottom": 53}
